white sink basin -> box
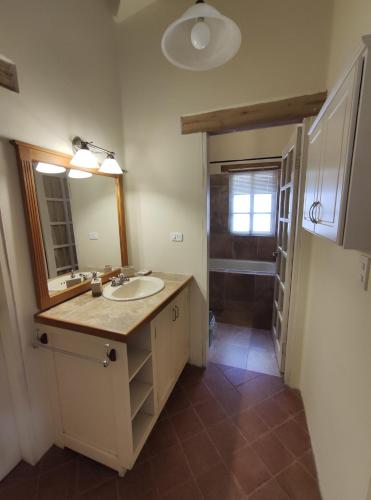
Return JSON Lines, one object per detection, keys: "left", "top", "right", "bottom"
{"left": 103, "top": 276, "right": 165, "bottom": 302}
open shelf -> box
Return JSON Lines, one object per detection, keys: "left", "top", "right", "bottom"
{"left": 132, "top": 412, "right": 154, "bottom": 452}
{"left": 130, "top": 380, "right": 153, "bottom": 420}
{"left": 128, "top": 347, "right": 151, "bottom": 382}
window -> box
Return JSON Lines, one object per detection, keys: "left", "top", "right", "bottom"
{"left": 229, "top": 169, "right": 279, "bottom": 236}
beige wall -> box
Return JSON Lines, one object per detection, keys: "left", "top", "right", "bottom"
{"left": 69, "top": 175, "right": 122, "bottom": 271}
{"left": 297, "top": 2, "right": 371, "bottom": 499}
{"left": 0, "top": 0, "right": 123, "bottom": 463}
{"left": 208, "top": 125, "right": 295, "bottom": 163}
{"left": 117, "top": 0, "right": 331, "bottom": 365}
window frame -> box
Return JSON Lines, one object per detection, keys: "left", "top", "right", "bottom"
{"left": 229, "top": 169, "right": 279, "bottom": 237}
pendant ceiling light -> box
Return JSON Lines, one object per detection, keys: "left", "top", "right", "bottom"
{"left": 161, "top": 0, "right": 241, "bottom": 71}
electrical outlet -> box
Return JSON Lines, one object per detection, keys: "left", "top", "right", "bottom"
{"left": 170, "top": 232, "right": 184, "bottom": 242}
{"left": 360, "top": 255, "right": 370, "bottom": 291}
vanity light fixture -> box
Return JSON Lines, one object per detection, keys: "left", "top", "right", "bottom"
{"left": 68, "top": 169, "right": 93, "bottom": 179}
{"left": 99, "top": 154, "right": 126, "bottom": 174}
{"left": 70, "top": 140, "right": 99, "bottom": 169}
{"left": 71, "top": 136, "right": 124, "bottom": 174}
{"left": 36, "top": 162, "right": 66, "bottom": 174}
{"left": 161, "top": 0, "right": 241, "bottom": 71}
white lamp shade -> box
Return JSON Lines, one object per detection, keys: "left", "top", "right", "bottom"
{"left": 161, "top": 2, "right": 241, "bottom": 71}
{"left": 36, "top": 162, "right": 66, "bottom": 174}
{"left": 70, "top": 148, "right": 99, "bottom": 169}
{"left": 68, "top": 169, "right": 92, "bottom": 179}
{"left": 99, "top": 157, "right": 123, "bottom": 174}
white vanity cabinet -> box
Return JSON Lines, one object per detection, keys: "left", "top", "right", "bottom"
{"left": 152, "top": 287, "right": 190, "bottom": 409}
{"left": 303, "top": 35, "right": 371, "bottom": 251}
{"left": 34, "top": 285, "right": 190, "bottom": 475}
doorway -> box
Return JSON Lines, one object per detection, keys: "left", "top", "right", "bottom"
{"left": 207, "top": 125, "right": 303, "bottom": 376}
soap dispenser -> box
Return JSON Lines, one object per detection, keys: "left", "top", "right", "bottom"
{"left": 91, "top": 272, "right": 103, "bottom": 297}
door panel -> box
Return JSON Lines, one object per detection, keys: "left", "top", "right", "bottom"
{"left": 302, "top": 125, "right": 323, "bottom": 232}
{"left": 273, "top": 126, "right": 302, "bottom": 372}
{"left": 315, "top": 64, "right": 357, "bottom": 242}
{"left": 0, "top": 334, "right": 21, "bottom": 480}
{"left": 172, "top": 289, "right": 190, "bottom": 376}
{"left": 153, "top": 304, "right": 173, "bottom": 409}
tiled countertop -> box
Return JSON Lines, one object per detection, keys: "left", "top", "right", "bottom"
{"left": 35, "top": 273, "right": 192, "bottom": 342}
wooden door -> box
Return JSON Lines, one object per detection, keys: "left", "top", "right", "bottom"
{"left": 273, "top": 126, "right": 302, "bottom": 372}
{"left": 153, "top": 303, "right": 173, "bottom": 409}
{"left": 315, "top": 63, "right": 359, "bottom": 243}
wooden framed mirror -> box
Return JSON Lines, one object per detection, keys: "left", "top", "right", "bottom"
{"left": 12, "top": 140, "right": 128, "bottom": 310}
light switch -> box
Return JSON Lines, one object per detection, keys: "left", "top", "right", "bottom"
{"left": 360, "top": 255, "right": 370, "bottom": 291}
{"left": 170, "top": 232, "right": 184, "bottom": 242}
{"left": 89, "top": 232, "right": 99, "bottom": 240}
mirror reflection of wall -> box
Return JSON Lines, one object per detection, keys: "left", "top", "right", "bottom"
{"left": 33, "top": 164, "right": 122, "bottom": 294}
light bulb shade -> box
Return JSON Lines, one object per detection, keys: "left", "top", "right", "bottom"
{"left": 99, "top": 157, "right": 123, "bottom": 174}
{"left": 68, "top": 169, "right": 92, "bottom": 179}
{"left": 36, "top": 162, "right": 66, "bottom": 174}
{"left": 70, "top": 148, "right": 99, "bottom": 169}
{"left": 161, "top": 2, "right": 241, "bottom": 71}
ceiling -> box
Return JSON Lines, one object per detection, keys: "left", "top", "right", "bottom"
{"left": 114, "top": 0, "right": 157, "bottom": 23}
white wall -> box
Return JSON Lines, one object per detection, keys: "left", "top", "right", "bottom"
{"left": 208, "top": 125, "right": 295, "bottom": 163}
{"left": 297, "top": 2, "right": 371, "bottom": 499}
{"left": 69, "top": 175, "right": 122, "bottom": 271}
{"left": 117, "top": 0, "right": 331, "bottom": 366}
{"left": 0, "top": 0, "right": 124, "bottom": 465}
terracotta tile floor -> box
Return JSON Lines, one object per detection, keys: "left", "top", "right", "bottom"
{"left": 209, "top": 323, "right": 280, "bottom": 376}
{"left": 0, "top": 363, "right": 321, "bottom": 499}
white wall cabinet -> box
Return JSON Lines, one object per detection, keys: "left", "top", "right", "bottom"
{"left": 303, "top": 35, "right": 371, "bottom": 251}
{"left": 34, "top": 286, "right": 190, "bottom": 475}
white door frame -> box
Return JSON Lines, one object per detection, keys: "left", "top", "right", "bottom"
{"left": 203, "top": 126, "right": 308, "bottom": 386}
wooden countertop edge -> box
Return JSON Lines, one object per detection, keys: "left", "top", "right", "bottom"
{"left": 34, "top": 277, "right": 193, "bottom": 343}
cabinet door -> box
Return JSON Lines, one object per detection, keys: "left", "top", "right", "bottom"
{"left": 153, "top": 304, "right": 173, "bottom": 409}
{"left": 172, "top": 288, "right": 190, "bottom": 377}
{"left": 315, "top": 64, "right": 359, "bottom": 242}
{"left": 303, "top": 123, "right": 323, "bottom": 232}
{"left": 44, "top": 327, "right": 131, "bottom": 470}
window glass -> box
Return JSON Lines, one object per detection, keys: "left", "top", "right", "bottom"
{"left": 229, "top": 169, "right": 279, "bottom": 236}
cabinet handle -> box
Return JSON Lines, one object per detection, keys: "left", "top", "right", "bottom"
{"left": 175, "top": 305, "right": 179, "bottom": 320}
{"left": 309, "top": 202, "right": 315, "bottom": 223}
{"left": 172, "top": 307, "right": 177, "bottom": 322}
{"left": 312, "top": 201, "right": 321, "bottom": 224}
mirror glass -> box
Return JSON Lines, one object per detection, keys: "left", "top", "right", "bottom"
{"left": 33, "top": 163, "right": 122, "bottom": 296}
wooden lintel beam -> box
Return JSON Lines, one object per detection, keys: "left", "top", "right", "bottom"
{"left": 181, "top": 92, "right": 327, "bottom": 135}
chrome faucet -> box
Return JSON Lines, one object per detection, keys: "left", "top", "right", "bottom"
{"left": 111, "top": 273, "right": 130, "bottom": 287}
